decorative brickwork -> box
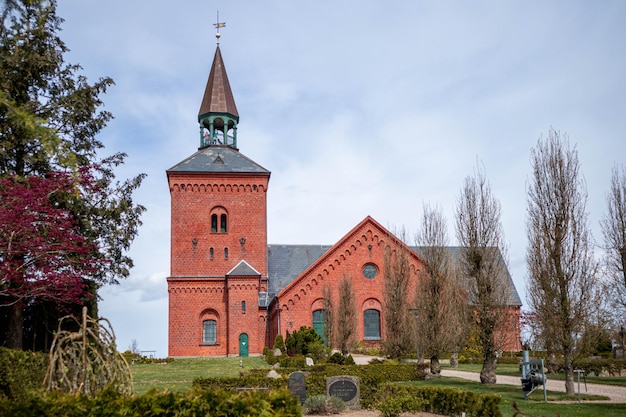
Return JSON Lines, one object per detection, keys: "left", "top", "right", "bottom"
{"left": 166, "top": 45, "right": 521, "bottom": 357}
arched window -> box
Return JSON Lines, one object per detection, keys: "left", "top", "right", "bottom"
{"left": 224, "top": 247, "right": 229, "bottom": 259}
{"left": 209, "top": 247, "right": 214, "bottom": 259}
{"left": 203, "top": 320, "right": 217, "bottom": 344}
{"left": 210, "top": 207, "right": 228, "bottom": 234}
{"left": 241, "top": 300, "right": 246, "bottom": 313}
{"left": 220, "top": 213, "right": 227, "bottom": 232}
{"left": 364, "top": 309, "right": 381, "bottom": 340}
{"left": 211, "top": 214, "right": 218, "bottom": 233}
{"left": 312, "top": 309, "right": 326, "bottom": 344}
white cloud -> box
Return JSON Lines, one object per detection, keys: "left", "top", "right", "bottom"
{"left": 51, "top": 0, "right": 626, "bottom": 357}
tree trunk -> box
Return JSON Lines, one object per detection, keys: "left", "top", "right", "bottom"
{"left": 430, "top": 356, "right": 441, "bottom": 374}
{"left": 564, "top": 349, "right": 575, "bottom": 395}
{"left": 480, "top": 350, "right": 498, "bottom": 384}
{"left": 6, "top": 301, "right": 24, "bottom": 349}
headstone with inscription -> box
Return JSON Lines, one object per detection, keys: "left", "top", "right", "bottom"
{"left": 288, "top": 371, "right": 306, "bottom": 405}
{"left": 326, "top": 375, "right": 360, "bottom": 409}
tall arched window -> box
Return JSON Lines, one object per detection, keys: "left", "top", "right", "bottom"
{"left": 363, "top": 309, "right": 381, "bottom": 340}
{"left": 203, "top": 320, "right": 217, "bottom": 344}
{"left": 312, "top": 309, "right": 326, "bottom": 343}
{"left": 211, "top": 214, "right": 218, "bottom": 233}
{"left": 220, "top": 213, "right": 227, "bottom": 232}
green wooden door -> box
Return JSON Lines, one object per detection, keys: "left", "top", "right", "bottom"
{"left": 239, "top": 333, "right": 248, "bottom": 357}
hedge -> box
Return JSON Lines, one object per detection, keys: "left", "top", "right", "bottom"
{"left": 0, "top": 347, "right": 48, "bottom": 401}
{"left": 0, "top": 387, "right": 301, "bottom": 417}
{"left": 195, "top": 363, "right": 426, "bottom": 408}
{"left": 374, "top": 383, "right": 502, "bottom": 417}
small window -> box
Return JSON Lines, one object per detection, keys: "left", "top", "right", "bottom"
{"left": 211, "top": 214, "right": 218, "bottom": 233}
{"left": 241, "top": 300, "right": 246, "bottom": 313}
{"left": 224, "top": 247, "right": 229, "bottom": 259}
{"left": 209, "top": 247, "right": 214, "bottom": 259}
{"left": 220, "top": 214, "right": 227, "bottom": 232}
{"left": 210, "top": 207, "right": 228, "bottom": 234}
{"left": 203, "top": 320, "right": 217, "bottom": 344}
{"left": 364, "top": 309, "right": 381, "bottom": 340}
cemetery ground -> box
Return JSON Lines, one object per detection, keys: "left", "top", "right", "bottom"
{"left": 129, "top": 357, "right": 626, "bottom": 417}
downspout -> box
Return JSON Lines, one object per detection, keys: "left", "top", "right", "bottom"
{"left": 226, "top": 275, "right": 229, "bottom": 356}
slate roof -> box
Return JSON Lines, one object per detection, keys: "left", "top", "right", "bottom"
{"left": 167, "top": 146, "right": 270, "bottom": 174}
{"left": 267, "top": 244, "right": 331, "bottom": 296}
{"left": 412, "top": 246, "right": 522, "bottom": 307}
{"left": 265, "top": 244, "right": 522, "bottom": 307}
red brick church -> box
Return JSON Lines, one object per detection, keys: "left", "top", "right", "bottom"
{"left": 166, "top": 43, "right": 522, "bottom": 357}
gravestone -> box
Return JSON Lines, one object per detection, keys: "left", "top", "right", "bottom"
{"left": 305, "top": 357, "right": 314, "bottom": 366}
{"left": 288, "top": 371, "right": 306, "bottom": 405}
{"left": 326, "top": 375, "right": 360, "bottom": 409}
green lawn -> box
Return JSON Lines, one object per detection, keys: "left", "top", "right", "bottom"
{"left": 130, "top": 358, "right": 626, "bottom": 417}
{"left": 405, "top": 376, "right": 626, "bottom": 417}
{"left": 130, "top": 357, "right": 269, "bottom": 394}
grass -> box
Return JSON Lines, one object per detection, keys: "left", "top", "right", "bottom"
{"left": 405, "top": 376, "right": 626, "bottom": 417}
{"left": 130, "top": 358, "right": 626, "bottom": 416}
{"left": 130, "top": 357, "right": 269, "bottom": 395}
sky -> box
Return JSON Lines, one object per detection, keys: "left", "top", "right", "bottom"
{"left": 54, "top": 1, "right": 626, "bottom": 357}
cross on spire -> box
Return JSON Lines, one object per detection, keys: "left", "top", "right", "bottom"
{"left": 214, "top": 11, "right": 226, "bottom": 44}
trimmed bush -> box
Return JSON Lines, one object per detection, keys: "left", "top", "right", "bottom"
{"left": 0, "top": 386, "right": 302, "bottom": 417}
{"left": 373, "top": 383, "right": 502, "bottom": 417}
{"left": 0, "top": 347, "right": 47, "bottom": 401}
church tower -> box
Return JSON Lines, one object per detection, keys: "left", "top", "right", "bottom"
{"left": 166, "top": 32, "right": 271, "bottom": 357}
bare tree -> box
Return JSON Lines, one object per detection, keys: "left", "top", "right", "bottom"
{"left": 601, "top": 165, "right": 626, "bottom": 330}
{"left": 455, "top": 164, "right": 510, "bottom": 384}
{"left": 322, "top": 284, "right": 334, "bottom": 346}
{"left": 415, "top": 203, "right": 470, "bottom": 374}
{"left": 335, "top": 274, "right": 357, "bottom": 354}
{"left": 383, "top": 229, "right": 414, "bottom": 359}
{"left": 526, "top": 129, "right": 598, "bottom": 395}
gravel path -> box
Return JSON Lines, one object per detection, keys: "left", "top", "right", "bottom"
{"left": 441, "top": 369, "right": 626, "bottom": 403}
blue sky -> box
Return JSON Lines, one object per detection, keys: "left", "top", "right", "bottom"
{"left": 55, "top": 1, "right": 626, "bottom": 356}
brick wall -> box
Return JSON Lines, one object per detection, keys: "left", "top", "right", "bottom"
{"left": 167, "top": 170, "right": 269, "bottom": 357}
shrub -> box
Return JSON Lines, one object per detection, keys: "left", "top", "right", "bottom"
{"left": 303, "top": 394, "right": 327, "bottom": 414}
{"left": 303, "top": 394, "right": 345, "bottom": 415}
{"left": 285, "top": 327, "right": 323, "bottom": 356}
{"left": 373, "top": 383, "right": 502, "bottom": 417}
{"left": 273, "top": 334, "right": 286, "bottom": 352}
{"left": 0, "top": 386, "right": 302, "bottom": 417}
{"left": 0, "top": 347, "right": 47, "bottom": 401}
{"left": 327, "top": 352, "right": 355, "bottom": 365}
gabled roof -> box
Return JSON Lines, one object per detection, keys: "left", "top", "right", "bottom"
{"left": 198, "top": 46, "right": 239, "bottom": 120}
{"left": 227, "top": 260, "right": 261, "bottom": 276}
{"left": 271, "top": 216, "right": 424, "bottom": 297}
{"left": 166, "top": 145, "right": 270, "bottom": 174}
{"left": 265, "top": 216, "right": 522, "bottom": 307}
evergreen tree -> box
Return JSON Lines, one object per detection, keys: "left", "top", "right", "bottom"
{"left": 0, "top": 0, "right": 145, "bottom": 349}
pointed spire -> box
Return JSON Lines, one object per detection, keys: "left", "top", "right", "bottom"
{"left": 198, "top": 33, "right": 239, "bottom": 149}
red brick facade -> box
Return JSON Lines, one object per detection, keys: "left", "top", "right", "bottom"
{"left": 167, "top": 170, "right": 270, "bottom": 356}
{"left": 166, "top": 45, "right": 521, "bottom": 357}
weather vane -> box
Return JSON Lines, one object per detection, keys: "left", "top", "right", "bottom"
{"left": 214, "top": 11, "right": 226, "bottom": 44}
